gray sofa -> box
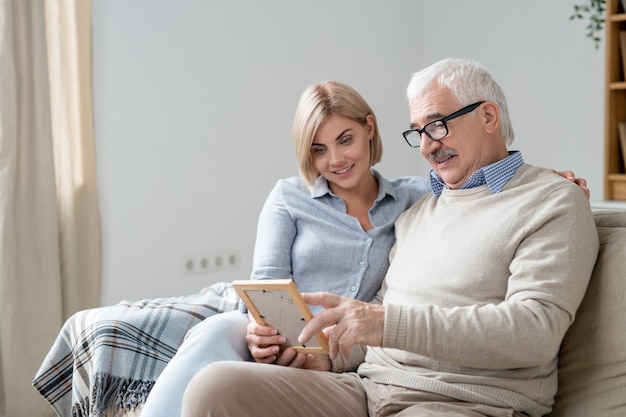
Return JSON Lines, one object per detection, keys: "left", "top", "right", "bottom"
{"left": 548, "top": 210, "right": 626, "bottom": 416}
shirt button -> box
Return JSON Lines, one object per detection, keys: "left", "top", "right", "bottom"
{"left": 359, "top": 261, "right": 366, "bottom": 267}
{"left": 366, "top": 238, "right": 372, "bottom": 244}
{"left": 351, "top": 286, "right": 357, "bottom": 292}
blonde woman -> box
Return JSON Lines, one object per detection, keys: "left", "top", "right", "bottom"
{"left": 140, "top": 80, "right": 431, "bottom": 416}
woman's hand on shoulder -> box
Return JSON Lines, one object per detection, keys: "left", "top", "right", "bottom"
{"left": 552, "top": 169, "right": 590, "bottom": 200}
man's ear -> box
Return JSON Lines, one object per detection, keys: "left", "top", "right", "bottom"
{"left": 481, "top": 102, "right": 500, "bottom": 134}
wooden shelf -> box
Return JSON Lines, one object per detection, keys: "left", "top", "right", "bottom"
{"left": 606, "top": 174, "right": 626, "bottom": 199}
{"left": 610, "top": 13, "right": 626, "bottom": 22}
{"left": 604, "top": 0, "right": 626, "bottom": 200}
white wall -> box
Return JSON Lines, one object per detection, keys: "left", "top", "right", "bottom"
{"left": 419, "top": 1, "right": 603, "bottom": 196}
{"left": 92, "top": 1, "right": 604, "bottom": 305}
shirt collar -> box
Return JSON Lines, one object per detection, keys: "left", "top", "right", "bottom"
{"left": 311, "top": 169, "right": 398, "bottom": 202}
{"left": 429, "top": 151, "right": 524, "bottom": 196}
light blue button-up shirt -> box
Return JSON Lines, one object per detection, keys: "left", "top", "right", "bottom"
{"left": 429, "top": 151, "right": 524, "bottom": 196}
{"left": 250, "top": 170, "right": 430, "bottom": 313}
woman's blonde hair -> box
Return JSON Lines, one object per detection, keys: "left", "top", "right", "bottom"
{"left": 292, "top": 81, "right": 383, "bottom": 187}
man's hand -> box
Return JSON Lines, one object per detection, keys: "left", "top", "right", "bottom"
{"left": 298, "top": 292, "right": 385, "bottom": 360}
{"left": 553, "top": 170, "right": 590, "bottom": 200}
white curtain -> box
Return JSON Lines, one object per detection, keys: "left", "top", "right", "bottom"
{"left": 0, "top": 1, "right": 100, "bottom": 416}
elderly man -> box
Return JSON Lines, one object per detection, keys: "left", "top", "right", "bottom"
{"left": 181, "top": 58, "right": 599, "bottom": 417}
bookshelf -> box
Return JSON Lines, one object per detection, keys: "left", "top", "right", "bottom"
{"left": 605, "top": 0, "right": 626, "bottom": 199}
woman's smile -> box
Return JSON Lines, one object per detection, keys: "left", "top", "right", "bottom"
{"left": 333, "top": 165, "right": 354, "bottom": 176}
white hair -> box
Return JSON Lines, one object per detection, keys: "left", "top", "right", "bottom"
{"left": 406, "top": 58, "right": 514, "bottom": 145}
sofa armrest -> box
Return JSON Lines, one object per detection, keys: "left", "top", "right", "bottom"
{"left": 549, "top": 210, "right": 626, "bottom": 417}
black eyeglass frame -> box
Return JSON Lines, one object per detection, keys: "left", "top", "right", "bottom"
{"left": 402, "top": 101, "right": 485, "bottom": 148}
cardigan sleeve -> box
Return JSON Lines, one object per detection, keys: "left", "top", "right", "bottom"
{"left": 381, "top": 182, "right": 599, "bottom": 370}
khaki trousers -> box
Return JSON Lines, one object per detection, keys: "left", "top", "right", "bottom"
{"left": 182, "top": 361, "right": 524, "bottom": 417}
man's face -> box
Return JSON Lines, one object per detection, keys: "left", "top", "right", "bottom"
{"left": 408, "top": 88, "right": 506, "bottom": 189}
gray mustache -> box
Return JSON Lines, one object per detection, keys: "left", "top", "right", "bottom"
{"left": 429, "top": 148, "right": 458, "bottom": 162}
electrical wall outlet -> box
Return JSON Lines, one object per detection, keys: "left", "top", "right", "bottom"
{"left": 182, "top": 249, "right": 241, "bottom": 275}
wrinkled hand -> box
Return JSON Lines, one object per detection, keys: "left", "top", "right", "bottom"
{"left": 246, "top": 320, "right": 285, "bottom": 364}
{"left": 298, "top": 292, "right": 385, "bottom": 360}
{"left": 553, "top": 170, "right": 590, "bottom": 200}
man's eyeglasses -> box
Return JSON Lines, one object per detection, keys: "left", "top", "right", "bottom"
{"left": 402, "top": 101, "right": 485, "bottom": 148}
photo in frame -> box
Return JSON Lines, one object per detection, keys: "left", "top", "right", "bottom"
{"left": 232, "top": 279, "right": 329, "bottom": 354}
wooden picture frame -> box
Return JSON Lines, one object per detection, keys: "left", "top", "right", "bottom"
{"left": 232, "top": 279, "right": 329, "bottom": 354}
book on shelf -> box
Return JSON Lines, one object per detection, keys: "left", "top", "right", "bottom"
{"left": 618, "top": 122, "right": 626, "bottom": 170}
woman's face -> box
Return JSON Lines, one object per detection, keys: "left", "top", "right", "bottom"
{"left": 310, "top": 114, "right": 375, "bottom": 192}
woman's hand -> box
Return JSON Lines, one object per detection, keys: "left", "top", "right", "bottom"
{"left": 274, "top": 348, "right": 332, "bottom": 371}
{"left": 246, "top": 319, "right": 332, "bottom": 370}
{"left": 553, "top": 170, "right": 590, "bottom": 200}
{"left": 246, "top": 320, "right": 286, "bottom": 363}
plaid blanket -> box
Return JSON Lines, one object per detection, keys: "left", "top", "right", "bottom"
{"left": 32, "top": 282, "right": 239, "bottom": 417}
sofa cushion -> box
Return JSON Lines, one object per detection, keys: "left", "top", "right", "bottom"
{"left": 549, "top": 211, "right": 626, "bottom": 416}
